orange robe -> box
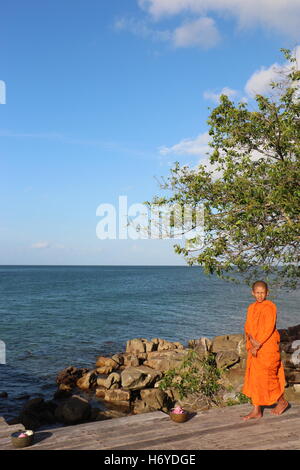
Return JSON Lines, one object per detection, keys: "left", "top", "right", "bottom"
{"left": 242, "top": 299, "right": 286, "bottom": 406}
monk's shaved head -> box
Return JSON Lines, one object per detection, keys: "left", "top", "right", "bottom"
{"left": 252, "top": 280, "right": 268, "bottom": 291}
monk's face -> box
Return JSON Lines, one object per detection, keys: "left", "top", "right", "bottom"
{"left": 252, "top": 286, "right": 268, "bottom": 303}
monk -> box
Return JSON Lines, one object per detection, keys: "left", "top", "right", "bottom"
{"left": 242, "top": 280, "right": 288, "bottom": 420}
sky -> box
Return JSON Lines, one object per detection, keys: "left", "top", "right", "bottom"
{"left": 0, "top": 0, "right": 299, "bottom": 265}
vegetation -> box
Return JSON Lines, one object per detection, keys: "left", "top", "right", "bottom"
{"left": 158, "top": 350, "right": 222, "bottom": 405}
{"left": 148, "top": 48, "right": 300, "bottom": 289}
{"left": 225, "top": 392, "right": 251, "bottom": 406}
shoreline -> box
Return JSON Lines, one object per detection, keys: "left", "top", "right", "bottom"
{"left": 2, "top": 323, "right": 300, "bottom": 431}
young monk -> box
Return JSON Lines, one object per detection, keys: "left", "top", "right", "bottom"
{"left": 242, "top": 280, "right": 288, "bottom": 420}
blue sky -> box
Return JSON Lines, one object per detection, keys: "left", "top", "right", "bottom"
{"left": 0, "top": 0, "right": 299, "bottom": 265}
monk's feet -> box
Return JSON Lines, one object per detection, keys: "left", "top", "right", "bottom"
{"left": 271, "top": 399, "right": 289, "bottom": 415}
{"left": 242, "top": 409, "right": 262, "bottom": 421}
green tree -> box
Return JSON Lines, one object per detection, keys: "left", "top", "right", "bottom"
{"left": 148, "top": 49, "right": 300, "bottom": 289}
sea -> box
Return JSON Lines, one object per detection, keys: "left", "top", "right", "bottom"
{"left": 0, "top": 265, "right": 299, "bottom": 421}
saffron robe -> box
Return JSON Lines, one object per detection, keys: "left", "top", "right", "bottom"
{"left": 242, "top": 299, "right": 286, "bottom": 406}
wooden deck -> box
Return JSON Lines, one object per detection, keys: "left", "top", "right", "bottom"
{"left": 1, "top": 403, "right": 300, "bottom": 450}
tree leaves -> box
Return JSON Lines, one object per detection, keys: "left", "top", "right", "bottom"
{"left": 148, "top": 49, "right": 300, "bottom": 289}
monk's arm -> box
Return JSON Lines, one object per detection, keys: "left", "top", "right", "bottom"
{"left": 253, "top": 306, "right": 277, "bottom": 349}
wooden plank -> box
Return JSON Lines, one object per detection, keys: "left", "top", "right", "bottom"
{"left": 1, "top": 404, "right": 300, "bottom": 451}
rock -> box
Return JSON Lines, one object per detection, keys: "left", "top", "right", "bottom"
{"left": 121, "top": 366, "right": 162, "bottom": 390}
{"left": 122, "top": 353, "right": 140, "bottom": 367}
{"left": 56, "top": 366, "right": 89, "bottom": 390}
{"left": 144, "top": 350, "right": 188, "bottom": 372}
{"left": 95, "top": 356, "right": 120, "bottom": 370}
{"left": 218, "top": 367, "right": 245, "bottom": 393}
{"left": 287, "top": 324, "right": 300, "bottom": 338}
{"left": 137, "top": 353, "right": 148, "bottom": 362}
{"left": 100, "top": 389, "right": 131, "bottom": 402}
{"left": 173, "top": 342, "right": 185, "bottom": 350}
{"left": 188, "top": 337, "right": 212, "bottom": 356}
{"left": 54, "top": 395, "right": 91, "bottom": 425}
{"left": 95, "top": 388, "right": 106, "bottom": 399}
{"left": 215, "top": 351, "right": 240, "bottom": 369}
{"left": 96, "top": 366, "right": 115, "bottom": 374}
{"left": 19, "top": 397, "right": 57, "bottom": 430}
{"left": 144, "top": 340, "right": 156, "bottom": 352}
{"left": 140, "top": 388, "right": 171, "bottom": 411}
{"left": 0, "top": 392, "right": 8, "bottom": 398}
{"left": 211, "top": 334, "right": 246, "bottom": 355}
{"left": 223, "top": 391, "right": 239, "bottom": 402}
{"left": 97, "top": 372, "right": 121, "bottom": 390}
{"left": 19, "top": 411, "right": 41, "bottom": 430}
{"left": 278, "top": 329, "right": 290, "bottom": 343}
{"left": 22, "top": 397, "right": 45, "bottom": 412}
{"left": 53, "top": 388, "right": 73, "bottom": 400}
{"left": 284, "top": 369, "right": 300, "bottom": 383}
{"left": 157, "top": 339, "right": 179, "bottom": 351}
{"left": 126, "top": 339, "right": 147, "bottom": 354}
{"left": 76, "top": 371, "right": 98, "bottom": 391}
{"left": 132, "top": 400, "right": 153, "bottom": 414}
{"left": 111, "top": 354, "right": 124, "bottom": 366}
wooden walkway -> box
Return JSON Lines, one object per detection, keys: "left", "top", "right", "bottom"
{"left": 1, "top": 403, "right": 300, "bottom": 450}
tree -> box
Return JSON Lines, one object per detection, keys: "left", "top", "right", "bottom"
{"left": 148, "top": 49, "right": 300, "bottom": 289}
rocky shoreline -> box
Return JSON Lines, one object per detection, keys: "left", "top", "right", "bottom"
{"left": 2, "top": 324, "right": 300, "bottom": 430}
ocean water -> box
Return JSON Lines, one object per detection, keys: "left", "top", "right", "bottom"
{"left": 0, "top": 265, "right": 299, "bottom": 420}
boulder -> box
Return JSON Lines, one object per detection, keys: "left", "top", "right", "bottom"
{"left": 19, "top": 398, "right": 57, "bottom": 430}
{"left": 140, "top": 388, "right": 171, "bottom": 411}
{"left": 218, "top": 366, "right": 245, "bottom": 393}
{"left": 56, "top": 366, "right": 89, "bottom": 391}
{"left": 215, "top": 351, "right": 240, "bottom": 369}
{"left": 157, "top": 339, "right": 178, "bottom": 351}
{"left": 96, "top": 366, "right": 115, "bottom": 375}
{"left": 97, "top": 372, "right": 121, "bottom": 390}
{"left": 100, "top": 389, "right": 131, "bottom": 402}
{"left": 126, "top": 339, "right": 147, "bottom": 354}
{"left": 188, "top": 337, "right": 212, "bottom": 357}
{"left": 133, "top": 400, "right": 153, "bottom": 414}
{"left": 76, "top": 371, "right": 98, "bottom": 391}
{"left": 96, "top": 356, "right": 120, "bottom": 370}
{"left": 284, "top": 369, "right": 300, "bottom": 383}
{"left": 211, "top": 334, "right": 246, "bottom": 355}
{"left": 122, "top": 353, "right": 140, "bottom": 367}
{"left": 121, "top": 366, "right": 162, "bottom": 390}
{"left": 54, "top": 395, "right": 91, "bottom": 425}
{"left": 111, "top": 353, "right": 124, "bottom": 366}
{"left": 144, "top": 350, "right": 188, "bottom": 372}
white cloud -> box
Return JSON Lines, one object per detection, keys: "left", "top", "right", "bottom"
{"left": 159, "top": 131, "right": 210, "bottom": 157}
{"left": 31, "top": 241, "right": 51, "bottom": 249}
{"left": 245, "top": 63, "right": 282, "bottom": 98}
{"left": 114, "top": 17, "right": 171, "bottom": 42}
{"left": 173, "top": 17, "right": 220, "bottom": 49}
{"left": 115, "top": 16, "right": 219, "bottom": 49}
{"left": 245, "top": 45, "right": 300, "bottom": 98}
{"left": 138, "top": 0, "right": 300, "bottom": 38}
{"left": 203, "top": 86, "right": 237, "bottom": 103}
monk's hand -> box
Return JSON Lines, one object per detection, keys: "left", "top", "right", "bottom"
{"left": 250, "top": 347, "right": 258, "bottom": 357}
{"left": 249, "top": 335, "right": 261, "bottom": 350}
